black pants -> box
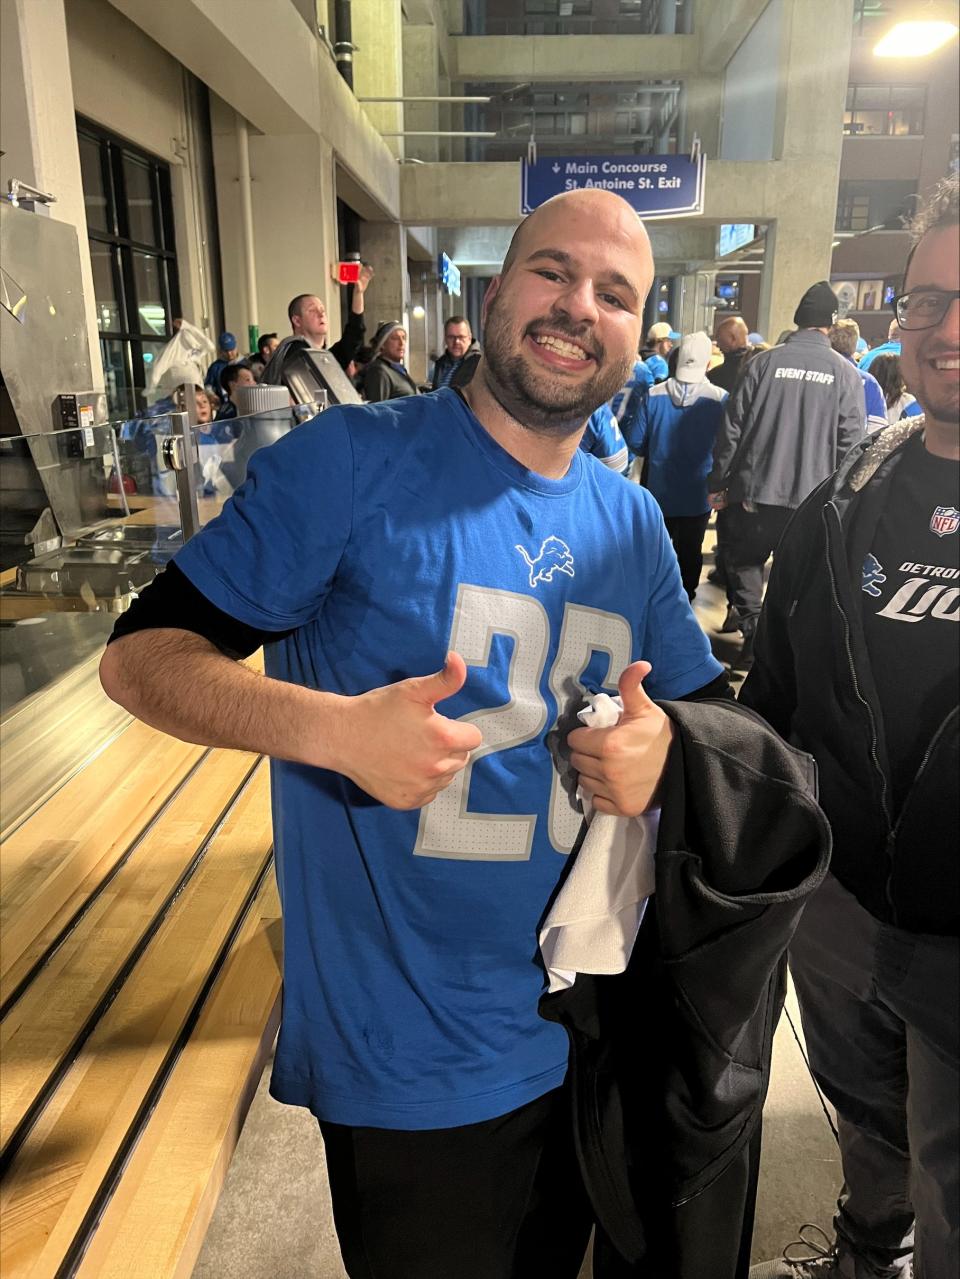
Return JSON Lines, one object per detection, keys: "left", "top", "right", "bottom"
{"left": 319, "top": 1086, "right": 760, "bottom": 1279}
{"left": 723, "top": 502, "right": 793, "bottom": 629}
{"left": 664, "top": 513, "right": 711, "bottom": 600}
{"left": 319, "top": 1088, "right": 595, "bottom": 1279}
{"left": 713, "top": 506, "right": 730, "bottom": 588}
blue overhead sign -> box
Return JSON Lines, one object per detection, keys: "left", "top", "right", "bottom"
{"left": 438, "top": 252, "right": 461, "bottom": 297}
{"left": 521, "top": 153, "right": 705, "bottom": 218}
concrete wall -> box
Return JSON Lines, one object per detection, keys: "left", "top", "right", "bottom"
{"left": 846, "top": 28, "right": 959, "bottom": 203}
{"left": 105, "top": 0, "right": 400, "bottom": 223}
{"left": 1, "top": 0, "right": 103, "bottom": 387}
{"left": 720, "top": 0, "right": 781, "bottom": 161}
{"left": 211, "top": 98, "right": 341, "bottom": 348}
{"left": 66, "top": 0, "right": 217, "bottom": 336}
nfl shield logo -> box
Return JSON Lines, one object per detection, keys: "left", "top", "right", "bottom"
{"left": 930, "top": 506, "right": 960, "bottom": 537}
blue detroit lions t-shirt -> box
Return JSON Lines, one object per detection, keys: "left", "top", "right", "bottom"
{"left": 175, "top": 387, "right": 722, "bottom": 1129}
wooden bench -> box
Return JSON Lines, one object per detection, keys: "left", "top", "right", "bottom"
{"left": 0, "top": 666, "right": 281, "bottom": 1278}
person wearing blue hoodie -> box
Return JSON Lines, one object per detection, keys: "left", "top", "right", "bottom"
{"left": 622, "top": 331, "right": 728, "bottom": 599}
{"left": 858, "top": 317, "right": 902, "bottom": 372}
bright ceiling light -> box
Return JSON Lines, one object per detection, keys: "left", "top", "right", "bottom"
{"left": 874, "top": 20, "right": 959, "bottom": 56}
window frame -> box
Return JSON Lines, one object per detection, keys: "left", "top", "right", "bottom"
{"left": 842, "top": 84, "right": 926, "bottom": 137}
{"left": 77, "top": 116, "right": 182, "bottom": 418}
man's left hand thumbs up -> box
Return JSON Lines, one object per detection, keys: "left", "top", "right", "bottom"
{"left": 566, "top": 661, "right": 676, "bottom": 817}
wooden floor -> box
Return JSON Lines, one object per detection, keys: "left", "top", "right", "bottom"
{"left": 0, "top": 681, "right": 281, "bottom": 1279}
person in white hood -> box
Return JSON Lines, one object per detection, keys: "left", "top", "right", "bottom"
{"left": 621, "top": 331, "right": 728, "bottom": 599}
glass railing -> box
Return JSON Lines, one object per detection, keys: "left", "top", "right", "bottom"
{"left": 0, "top": 418, "right": 179, "bottom": 831}
{"left": 0, "top": 400, "right": 321, "bottom": 830}
{"left": 188, "top": 404, "right": 308, "bottom": 520}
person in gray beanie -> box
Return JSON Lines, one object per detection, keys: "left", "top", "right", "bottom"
{"left": 363, "top": 321, "right": 420, "bottom": 403}
{"left": 707, "top": 281, "right": 866, "bottom": 668}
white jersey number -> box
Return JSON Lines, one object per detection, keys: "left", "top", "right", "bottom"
{"left": 413, "top": 586, "right": 632, "bottom": 861}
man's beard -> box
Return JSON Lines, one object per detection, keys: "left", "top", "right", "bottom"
{"left": 481, "top": 293, "right": 634, "bottom": 436}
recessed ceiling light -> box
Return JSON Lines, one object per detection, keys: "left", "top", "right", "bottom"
{"left": 874, "top": 20, "right": 959, "bottom": 56}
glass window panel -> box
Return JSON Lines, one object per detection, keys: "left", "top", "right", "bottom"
{"left": 850, "top": 198, "right": 871, "bottom": 231}
{"left": 853, "top": 110, "right": 887, "bottom": 135}
{"left": 100, "top": 338, "right": 134, "bottom": 419}
{"left": 78, "top": 134, "right": 109, "bottom": 233}
{"left": 889, "top": 86, "right": 925, "bottom": 108}
{"left": 123, "top": 155, "right": 159, "bottom": 247}
{"left": 136, "top": 339, "right": 170, "bottom": 406}
{"left": 569, "top": 113, "right": 588, "bottom": 134}
{"left": 131, "top": 252, "right": 168, "bottom": 335}
{"left": 855, "top": 86, "right": 890, "bottom": 111}
{"left": 89, "top": 240, "right": 122, "bottom": 331}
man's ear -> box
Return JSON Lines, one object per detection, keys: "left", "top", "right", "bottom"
{"left": 481, "top": 275, "right": 502, "bottom": 329}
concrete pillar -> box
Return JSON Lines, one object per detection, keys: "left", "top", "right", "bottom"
{"left": 1, "top": 0, "right": 104, "bottom": 388}
{"left": 682, "top": 75, "right": 722, "bottom": 156}
{"left": 362, "top": 221, "right": 409, "bottom": 336}
{"left": 430, "top": 281, "right": 445, "bottom": 377}
{"left": 403, "top": 25, "right": 440, "bottom": 163}
{"left": 759, "top": 0, "right": 853, "bottom": 340}
{"left": 352, "top": 0, "right": 405, "bottom": 159}
{"left": 210, "top": 96, "right": 341, "bottom": 342}
{"left": 405, "top": 264, "right": 435, "bottom": 385}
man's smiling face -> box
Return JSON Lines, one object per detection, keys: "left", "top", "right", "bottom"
{"left": 479, "top": 191, "right": 653, "bottom": 434}
{"left": 899, "top": 224, "right": 960, "bottom": 433}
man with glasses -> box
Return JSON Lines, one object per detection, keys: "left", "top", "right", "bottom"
{"left": 745, "top": 173, "right": 959, "bottom": 1279}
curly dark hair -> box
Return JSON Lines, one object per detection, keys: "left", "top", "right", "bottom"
{"left": 903, "top": 172, "right": 959, "bottom": 282}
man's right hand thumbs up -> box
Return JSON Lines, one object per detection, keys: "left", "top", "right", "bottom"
{"left": 405, "top": 651, "right": 470, "bottom": 707}
{"left": 333, "top": 653, "right": 484, "bottom": 810}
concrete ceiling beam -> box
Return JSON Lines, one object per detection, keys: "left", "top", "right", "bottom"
{"left": 449, "top": 34, "right": 699, "bottom": 83}
{"left": 400, "top": 158, "right": 836, "bottom": 227}
{"left": 695, "top": 0, "right": 774, "bottom": 72}
{"left": 105, "top": 0, "right": 400, "bottom": 220}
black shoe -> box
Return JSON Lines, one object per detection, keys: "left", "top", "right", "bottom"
{"left": 707, "top": 568, "right": 727, "bottom": 587}
{"left": 719, "top": 605, "right": 740, "bottom": 634}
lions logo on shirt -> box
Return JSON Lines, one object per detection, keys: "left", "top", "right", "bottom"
{"left": 515, "top": 536, "right": 575, "bottom": 588}
{"left": 862, "top": 553, "right": 887, "bottom": 598}
{"left": 930, "top": 506, "right": 960, "bottom": 538}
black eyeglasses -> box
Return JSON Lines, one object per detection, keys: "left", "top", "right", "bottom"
{"left": 893, "top": 289, "right": 960, "bottom": 331}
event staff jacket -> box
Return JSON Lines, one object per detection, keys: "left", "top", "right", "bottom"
{"left": 540, "top": 698, "right": 831, "bottom": 1275}
{"left": 707, "top": 329, "right": 865, "bottom": 508}
{"left": 740, "top": 419, "right": 959, "bottom": 936}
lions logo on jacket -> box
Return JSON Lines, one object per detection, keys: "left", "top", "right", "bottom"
{"left": 515, "top": 536, "right": 575, "bottom": 588}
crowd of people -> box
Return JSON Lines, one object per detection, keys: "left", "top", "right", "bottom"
{"left": 101, "top": 174, "right": 958, "bottom": 1279}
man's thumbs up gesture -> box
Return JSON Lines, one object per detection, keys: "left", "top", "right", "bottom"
{"left": 335, "top": 652, "right": 483, "bottom": 810}
{"left": 566, "top": 661, "right": 675, "bottom": 817}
